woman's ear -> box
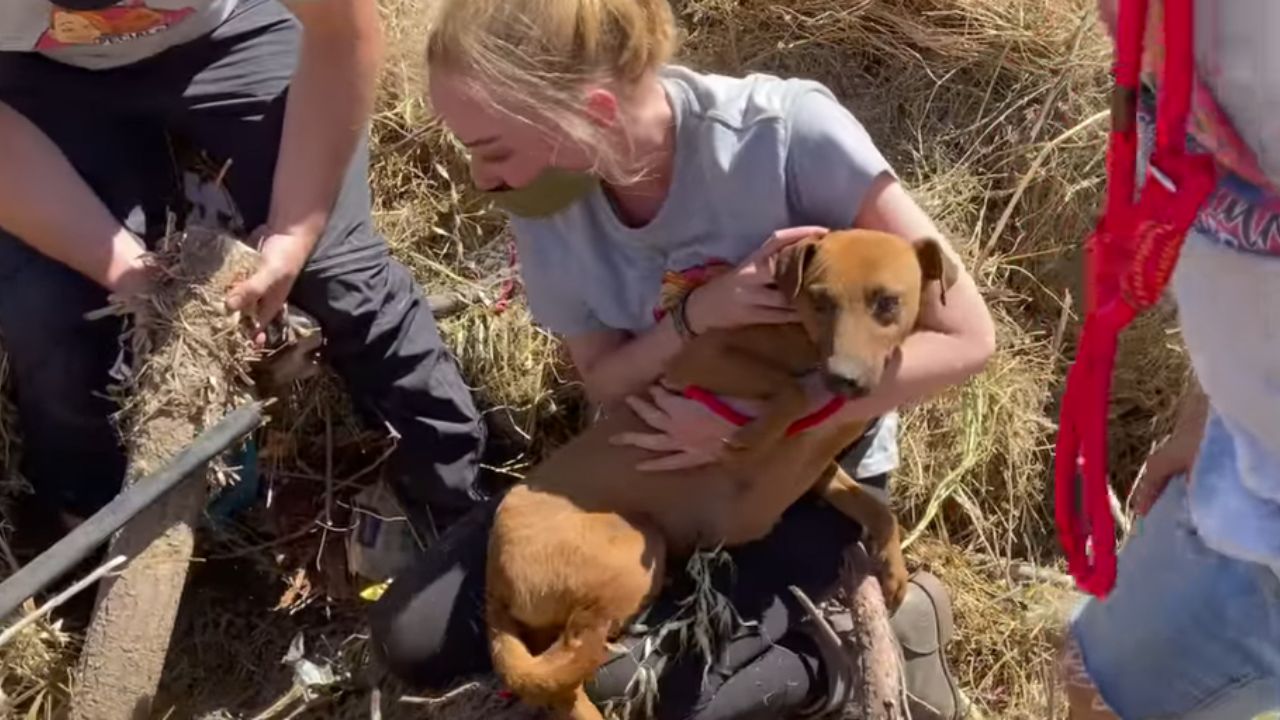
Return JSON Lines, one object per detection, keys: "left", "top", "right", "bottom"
{"left": 915, "top": 238, "right": 960, "bottom": 305}
{"left": 584, "top": 88, "right": 620, "bottom": 128}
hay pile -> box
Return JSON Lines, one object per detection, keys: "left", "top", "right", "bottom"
{"left": 74, "top": 228, "right": 267, "bottom": 717}
{"left": 0, "top": 0, "right": 1193, "bottom": 718}
{"left": 107, "top": 228, "right": 262, "bottom": 481}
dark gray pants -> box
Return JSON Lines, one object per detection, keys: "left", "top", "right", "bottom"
{"left": 369, "top": 466, "right": 889, "bottom": 720}
{"left": 0, "top": 0, "right": 485, "bottom": 521}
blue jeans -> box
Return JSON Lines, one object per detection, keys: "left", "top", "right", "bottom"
{"left": 1069, "top": 476, "right": 1280, "bottom": 719}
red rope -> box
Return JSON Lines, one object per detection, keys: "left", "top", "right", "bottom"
{"left": 1053, "top": 0, "right": 1217, "bottom": 598}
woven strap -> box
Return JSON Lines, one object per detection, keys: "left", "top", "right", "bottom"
{"left": 1053, "top": 0, "right": 1217, "bottom": 598}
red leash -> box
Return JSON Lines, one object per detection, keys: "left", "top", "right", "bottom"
{"left": 1053, "top": 0, "right": 1217, "bottom": 598}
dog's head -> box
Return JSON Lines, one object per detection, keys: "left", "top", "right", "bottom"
{"left": 775, "top": 229, "right": 959, "bottom": 398}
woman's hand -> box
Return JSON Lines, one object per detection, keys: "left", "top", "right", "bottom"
{"left": 227, "top": 227, "right": 310, "bottom": 346}
{"left": 1132, "top": 380, "right": 1209, "bottom": 516}
{"left": 611, "top": 377, "right": 836, "bottom": 471}
{"left": 609, "top": 386, "right": 739, "bottom": 471}
{"left": 1132, "top": 430, "right": 1198, "bottom": 516}
{"left": 1098, "top": 0, "right": 1118, "bottom": 37}
{"left": 683, "top": 226, "right": 827, "bottom": 333}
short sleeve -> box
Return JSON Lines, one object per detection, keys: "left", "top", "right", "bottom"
{"left": 785, "top": 88, "right": 894, "bottom": 229}
{"left": 510, "top": 221, "right": 607, "bottom": 337}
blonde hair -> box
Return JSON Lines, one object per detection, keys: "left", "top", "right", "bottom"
{"left": 424, "top": 0, "right": 678, "bottom": 181}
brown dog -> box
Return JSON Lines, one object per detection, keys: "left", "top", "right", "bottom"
{"left": 486, "top": 229, "right": 958, "bottom": 720}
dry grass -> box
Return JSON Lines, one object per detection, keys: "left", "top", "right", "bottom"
{"left": 0, "top": 0, "right": 1194, "bottom": 718}
{"left": 107, "top": 229, "right": 263, "bottom": 482}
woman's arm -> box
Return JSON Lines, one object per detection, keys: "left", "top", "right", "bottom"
{"left": 832, "top": 174, "right": 996, "bottom": 421}
{"left": 563, "top": 323, "right": 682, "bottom": 407}
{"left": 228, "top": 0, "right": 384, "bottom": 331}
{"left": 0, "top": 102, "right": 149, "bottom": 294}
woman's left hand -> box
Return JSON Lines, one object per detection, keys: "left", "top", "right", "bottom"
{"left": 609, "top": 386, "right": 740, "bottom": 471}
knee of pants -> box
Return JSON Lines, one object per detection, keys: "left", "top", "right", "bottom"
{"left": 293, "top": 251, "right": 476, "bottom": 404}
{"left": 366, "top": 606, "right": 450, "bottom": 690}
{"left": 367, "top": 581, "right": 486, "bottom": 692}
{"left": 365, "top": 501, "right": 497, "bottom": 690}
{"left": 289, "top": 251, "right": 485, "bottom": 494}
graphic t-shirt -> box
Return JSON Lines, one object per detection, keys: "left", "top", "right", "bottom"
{"left": 0, "top": 1, "right": 237, "bottom": 69}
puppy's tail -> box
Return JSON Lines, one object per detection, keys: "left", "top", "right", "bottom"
{"left": 489, "top": 601, "right": 610, "bottom": 704}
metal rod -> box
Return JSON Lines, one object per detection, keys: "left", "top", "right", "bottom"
{"left": 0, "top": 401, "right": 265, "bottom": 622}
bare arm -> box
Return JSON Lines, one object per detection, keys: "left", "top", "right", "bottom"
{"left": 271, "top": 0, "right": 384, "bottom": 252}
{"left": 225, "top": 0, "right": 384, "bottom": 331}
{"left": 0, "top": 102, "right": 146, "bottom": 292}
{"left": 835, "top": 174, "right": 997, "bottom": 420}
{"left": 563, "top": 321, "right": 684, "bottom": 407}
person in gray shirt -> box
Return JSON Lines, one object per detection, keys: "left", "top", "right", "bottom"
{"left": 368, "top": 0, "right": 996, "bottom": 718}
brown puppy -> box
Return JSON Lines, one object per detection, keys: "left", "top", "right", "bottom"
{"left": 486, "top": 229, "right": 958, "bottom": 720}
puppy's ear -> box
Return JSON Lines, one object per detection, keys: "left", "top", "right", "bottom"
{"left": 775, "top": 239, "right": 821, "bottom": 300}
{"left": 915, "top": 238, "right": 960, "bottom": 305}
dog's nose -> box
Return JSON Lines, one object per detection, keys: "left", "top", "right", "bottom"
{"left": 823, "top": 371, "right": 870, "bottom": 399}
{"left": 824, "top": 357, "right": 874, "bottom": 399}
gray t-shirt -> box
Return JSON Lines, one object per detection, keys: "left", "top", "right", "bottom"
{"left": 511, "top": 65, "right": 901, "bottom": 478}
{"left": 0, "top": 0, "right": 237, "bottom": 69}
{"left": 1194, "top": 0, "right": 1280, "bottom": 188}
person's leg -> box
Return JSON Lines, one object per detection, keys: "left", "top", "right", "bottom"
{"left": 150, "top": 0, "right": 487, "bottom": 529}
{"left": 366, "top": 497, "right": 497, "bottom": 689}
{"left": 588, "top": 491, "right": 866, "bottom": 719}
{"left": 0, "top": 54, "right": 173, "bottom": 523}
{"left": 1063, "top": 475, "right": 1280, "bottom": 720}
{"left": 681, "top": 637, "right": 824, "bottom": 720}
{"left": 589, "top": 471, "right": 963, "bottom": 720}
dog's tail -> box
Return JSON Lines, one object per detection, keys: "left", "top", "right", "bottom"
{"left": 488, "top": 601, "right": 610, "bottom": 703}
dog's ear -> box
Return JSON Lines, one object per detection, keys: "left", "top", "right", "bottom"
{"left": 775, "top": 239, "right": 821, "bottom": 300}
{"left": 915, "top": 238, "right": 960, "bottom": 305}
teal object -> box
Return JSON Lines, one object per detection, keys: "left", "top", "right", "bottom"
{"left": 207, "top": 435, "right": 261, "bottom": 525}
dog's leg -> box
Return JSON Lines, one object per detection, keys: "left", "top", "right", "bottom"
{"left": 568, "top": 686, "right": 606, "bottom": 720}
{"left": 814, "top": 465, "right": 909, "bottom": 611}
{"left": 664, "top": 338, "right": 810, "bottom": 455}
{"left": 487, "top": 595, "right": 611, "bottom": 711}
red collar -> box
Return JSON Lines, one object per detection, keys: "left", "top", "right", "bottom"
{"left": 682, "top": 386, "right": 847, "bottom": 436}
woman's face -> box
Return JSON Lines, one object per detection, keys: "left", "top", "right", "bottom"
{"left": 429, "top": 69, "right": 594, "bottom": 191}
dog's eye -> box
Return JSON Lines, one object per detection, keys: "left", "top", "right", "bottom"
{"left": 872, "top": 294, "right": 900, "bottom": 323}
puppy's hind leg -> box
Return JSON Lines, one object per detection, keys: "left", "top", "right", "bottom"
{"left": 813, "top": 464, "right": 909, "bottom": 611}
{"left": 568, "top": 686, "right": 606, "bottom": 720}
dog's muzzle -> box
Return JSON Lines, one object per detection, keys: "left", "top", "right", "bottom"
{"left": 822, "top": 357, "right": 875, "bottom": 399}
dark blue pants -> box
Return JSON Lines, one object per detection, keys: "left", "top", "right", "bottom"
{"left": 369, "top": 466, "right": 888, "bottom": 720}
{"left": 0, "top": 0, "right": 485, "bottom": 522}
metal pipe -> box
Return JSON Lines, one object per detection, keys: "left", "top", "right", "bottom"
{"left": 0, "top": 401, "right": 265, "bottom": 622}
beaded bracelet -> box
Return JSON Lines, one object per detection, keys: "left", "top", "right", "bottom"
{"left": 672, "top": 289, "right": 700, "bottom": 341}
